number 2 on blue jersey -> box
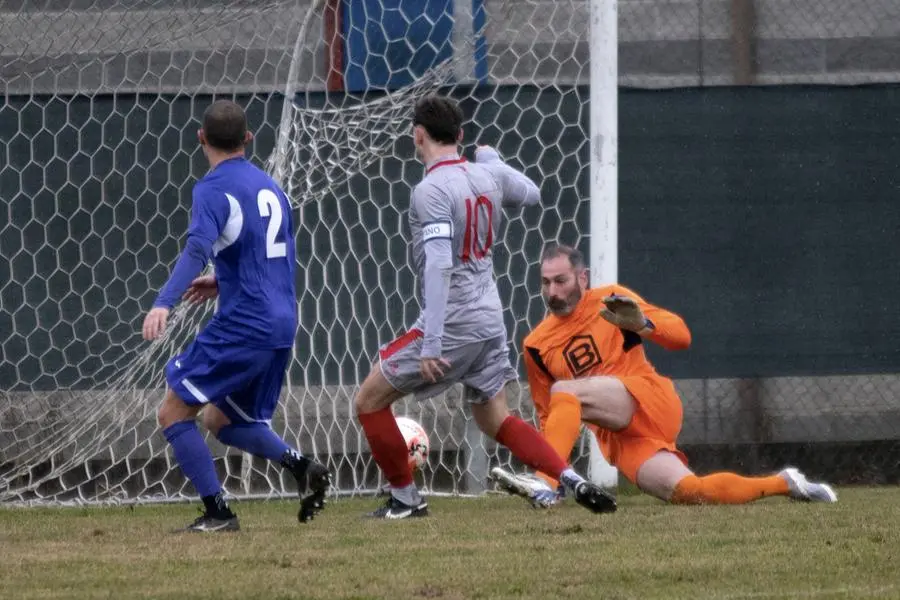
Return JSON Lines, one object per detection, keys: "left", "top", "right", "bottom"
{"left": 257, "top": 189, "right": 286, "bottom": 259}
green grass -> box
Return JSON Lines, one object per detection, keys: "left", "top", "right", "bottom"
{"left": 1, "top": 488, "right": 898, "bottom": 600}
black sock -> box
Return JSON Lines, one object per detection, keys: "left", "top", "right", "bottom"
{"left": 280, "top": 449, "right": 310, "bottom": 479}
{"left": 201, "top": 491, "right": 233, "bottom": 519}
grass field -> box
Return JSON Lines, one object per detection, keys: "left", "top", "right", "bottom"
{"left": 2, "top": 487, "right": 898, "bottom": 600}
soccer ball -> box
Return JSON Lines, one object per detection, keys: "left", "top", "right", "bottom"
{"left": 396, "top": 416, "right": 430, "bottom": 470}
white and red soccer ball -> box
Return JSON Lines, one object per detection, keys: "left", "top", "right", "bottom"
{"left": 396, "top": 416, "right": 430, "bottom": 470}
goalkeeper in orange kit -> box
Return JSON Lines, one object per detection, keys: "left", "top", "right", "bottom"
{"left": 491, "top": 244, "right": 837, "bottom": 507}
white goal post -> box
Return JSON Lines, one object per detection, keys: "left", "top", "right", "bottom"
{"left": 587, "top": 0, "right": 620, "bottom": 488}
{"left": 0, "top": 0, "right": 617, "bottom": 505}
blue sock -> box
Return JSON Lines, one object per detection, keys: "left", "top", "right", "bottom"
{"left": 216, "top": 423, "right": 294, "bottom": 462}
{"left": 163, "top": 421, "right": 221, "bottom": 498}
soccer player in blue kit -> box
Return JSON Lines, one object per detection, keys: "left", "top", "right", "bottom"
{"left": 142, "top": 100, "right": 330, "bottom": 532}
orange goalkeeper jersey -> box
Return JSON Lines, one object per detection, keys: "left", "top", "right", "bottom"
{"left": 522, "top": 284, "right": 692, "bottom": 481}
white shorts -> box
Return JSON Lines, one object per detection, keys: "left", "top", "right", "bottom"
{"left": 378, "top": 330, "right": 517, "bottom": 403}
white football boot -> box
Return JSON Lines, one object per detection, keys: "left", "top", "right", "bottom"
{"left": 489, "top": 467, "right": 560, "bottom": 508}
{"left": 780, "top": 467, "right": 838, "bottom": 503}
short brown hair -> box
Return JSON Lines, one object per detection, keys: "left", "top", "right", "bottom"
{"left": 541, "top": 243, "right": 586, "bottom": 270}
{"left": 413, "top": 95, "right": 463, "bottom": 145}
{"left": 202, "top": 100, "right": 248, "bottom": 152}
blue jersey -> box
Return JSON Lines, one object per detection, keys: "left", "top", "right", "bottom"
{"left": 154, "top": 157, "right": 297, "bottom": 349}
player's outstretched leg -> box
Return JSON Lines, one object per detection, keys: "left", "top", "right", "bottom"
{"left": 354, "top": 365, "right": 428, "bottom": 520}
{"left": 158, "top": 390, "right": 239, "bottom": 533}
{"left": 670, "top": 468, "right": 837, "bottom": 504}
{"left": 669, "top": 468, "right": 838, "bottom": 504}
{"left": 637, "top": 451, "right": 838, "bottom": 504}
{"left": 203, "top": 407, "right": 333, "bottom": 523}
{"left": 472, "top": 389, "right": 616, "bottom": 514}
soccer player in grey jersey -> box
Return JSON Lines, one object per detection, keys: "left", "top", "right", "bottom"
{"left": 353, "top": 95, "right": 615, "bottom": 519}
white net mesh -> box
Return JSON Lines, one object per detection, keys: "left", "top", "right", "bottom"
{"left": 4, "top": 0, "right": 900, "bottom": 505}
{"left": 0, "top": 0, "right": 596, "bottom": 504}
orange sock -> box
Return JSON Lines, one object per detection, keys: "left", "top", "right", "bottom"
{"left": 536, "top": 391, "right": 582, "bottom": 487}
{"left": 671, "top": 472, "right": 790, "bottom": 505}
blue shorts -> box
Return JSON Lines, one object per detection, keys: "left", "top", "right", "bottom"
{"left": 165, "top": 338, "right": 291, "bottom": 424}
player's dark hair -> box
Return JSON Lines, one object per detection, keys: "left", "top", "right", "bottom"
{"left": 413, "top": 95, "right": 463, "bottom": 145}
{"left": 202, "top": 100, "right": 248, "bottom": 152}
{"left": 541, "top": 243, "right": 585, "bottom": 270}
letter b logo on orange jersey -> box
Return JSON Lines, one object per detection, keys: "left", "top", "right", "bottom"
{"left": 563, "top": 335, "right": 601, "bottom": 376}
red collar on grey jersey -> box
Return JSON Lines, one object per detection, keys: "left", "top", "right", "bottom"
{"left": 425, "top": 156, "right": 466, "bottom": 174}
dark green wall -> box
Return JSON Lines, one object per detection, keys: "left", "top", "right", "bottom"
{"left": 620, "top": 85, "right": 900, "bottom": 379}
{"left": 1, "top": 85, "right": 898, "bottom": 390}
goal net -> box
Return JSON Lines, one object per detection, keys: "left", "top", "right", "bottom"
{"left": 0, "top": 0, "right": 599, "bottom": 504}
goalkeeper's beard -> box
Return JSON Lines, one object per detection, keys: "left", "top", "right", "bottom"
{"left": 546, "top": 287, "right": 582, "bottom": 317}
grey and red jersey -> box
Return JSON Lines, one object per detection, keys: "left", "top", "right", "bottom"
{"left": 408, "top": 147, "right": 541, "bottom": 358}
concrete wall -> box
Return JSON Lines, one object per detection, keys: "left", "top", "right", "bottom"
{"left": 2, "top": 0, "right": 899, "bottom": 95}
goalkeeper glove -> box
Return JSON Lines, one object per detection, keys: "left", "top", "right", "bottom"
{"left": 600, "top": 294, "right": 654, "bottom": 333}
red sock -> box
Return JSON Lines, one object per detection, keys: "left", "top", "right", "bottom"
{"left": 495, "top": 416, "right": 568, "bottom": 480}
{"left": 358, "top": 408, "right": 413, "bottom": 488}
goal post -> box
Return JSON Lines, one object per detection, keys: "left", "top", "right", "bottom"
{"left": 587, "top": 0, "right": 620, "bottom": 488}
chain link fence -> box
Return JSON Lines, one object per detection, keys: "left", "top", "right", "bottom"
{"left": 618, "top": 0, "right": 900, "bottom": 87}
